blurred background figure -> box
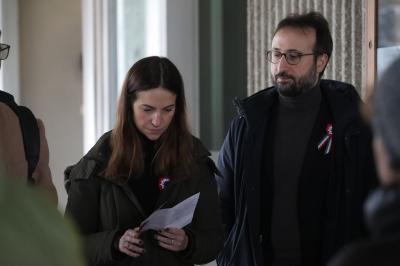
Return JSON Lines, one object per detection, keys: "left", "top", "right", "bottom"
{"left": 0, "top": 29, "right": 58, "bottom": 203}
{"left": 328, "top": 57, "right": 400, "bottom": 266}
{"left": 0, "top": 29, "right": 85, "bottom": 266}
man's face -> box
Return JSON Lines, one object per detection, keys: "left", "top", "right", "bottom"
{"left": 270, "top": 26, "right": 328, "bottom": 97}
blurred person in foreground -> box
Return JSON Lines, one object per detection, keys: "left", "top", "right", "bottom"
{"left": 328, "top": 57, "right": 400, "bottom": 266}
{"left": 0, "top": 170, "right": 85, "bottom": 266}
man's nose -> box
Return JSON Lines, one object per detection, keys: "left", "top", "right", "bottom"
{"left": 276, "top": 55, "right": 290, "bottom": 72}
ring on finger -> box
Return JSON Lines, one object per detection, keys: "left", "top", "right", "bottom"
{"left": 171, "top": 239, "right": 174, "bottom": 245}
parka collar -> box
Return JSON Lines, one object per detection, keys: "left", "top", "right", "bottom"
{"left": 233, "top": 87, "right": 279, "bottom": 130}
{"left": 234, "top": 79, "right": 362, "bottom": 132}
{"left": 84, "top": 131, "right": 212, "bottom": 184}
{"left": 83, "top": 131, "right": 112, "bottom": 164}
{"left": 320, "top": 79, "right": 362, "bottom": 128}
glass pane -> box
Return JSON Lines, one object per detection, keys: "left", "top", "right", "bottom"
{"left": 199, "top": 0, "right": 247, "bottom": 151}
{"left": 116, "top": 0, "right": 147, "bottom": 86}
{"left": 377, "top": 0, "right": 400, "bottom": 77}
{"left": 108, "top": 0, "right": 166, "bottom": 127}
{"left": 106, "top": 0, "right": 147, "bottom": 126}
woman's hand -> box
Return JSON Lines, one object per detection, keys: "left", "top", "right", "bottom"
{"left": 118, "top": 227, "right": 145, "bottom": 257}
{"left": 155, "top": 228, "right": 189, "bottom": 252}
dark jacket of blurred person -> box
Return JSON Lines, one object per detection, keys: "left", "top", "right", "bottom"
{"left": 0, "top": 30, "right": 57, "bottom": 203}
{"left": 328, "top": 185, "right": 400, "bottom": 266}
{"left": 328, "top": 57, "right": 400, "bottom": 266}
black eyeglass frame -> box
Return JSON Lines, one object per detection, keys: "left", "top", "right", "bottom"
{"left": 0, "top": 43, "right": 11, "bottom": 60}
{"left": 265, "top": 50, "right": 317, "bottom": 65}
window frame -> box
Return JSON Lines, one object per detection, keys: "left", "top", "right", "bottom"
{"left": 364, "top": 0, "right": 377, "bottom": 101}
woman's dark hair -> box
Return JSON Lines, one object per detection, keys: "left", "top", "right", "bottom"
{"left": 105, "top": 56, "right": 193, "bottom": 180}
{"left": 274, "top": 11, "right": 333, "bottom": 77}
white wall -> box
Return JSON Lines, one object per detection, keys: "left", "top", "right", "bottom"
{"left": 167, "top": 0, "right": 200, "bottom": 136}
{"left": 19, "top": 0, "right": 82, "bottom": 211}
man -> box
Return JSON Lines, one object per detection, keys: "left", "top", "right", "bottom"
{"left": 216, "top": 12, "right": 377, "bottom": 266}
{"left": 0, "top": 30, "right": 58, "bottom": 203}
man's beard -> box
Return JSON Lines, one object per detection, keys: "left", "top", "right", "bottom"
{"left": 272, "top": 65, "right": 319, "bottom": 97}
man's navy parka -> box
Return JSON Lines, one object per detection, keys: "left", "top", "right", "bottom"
{"left": 216, "top": 80, "right": 378, "bottom": 266}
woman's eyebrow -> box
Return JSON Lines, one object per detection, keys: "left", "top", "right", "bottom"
{"left": 163, "top": 104, "right": 176, "bottom": 109}
{"left": 140, "top": 104, "right": 175, "bottom": 109}
{"left": 141, "top": 104, "right": 155, "bottom": 108}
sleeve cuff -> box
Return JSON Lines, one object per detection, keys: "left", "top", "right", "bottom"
{"left": 178, "top": 228, "right": 195, "bottom": 259}
{"left": 111, "top": 230, "right": 126, "bottom": 261}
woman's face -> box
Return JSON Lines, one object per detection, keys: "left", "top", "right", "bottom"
{"left": 373, "top": 136, "right": 398, "bottom": 185}
{"left": 132, "top": 87, "right": 177, "bottom": 140}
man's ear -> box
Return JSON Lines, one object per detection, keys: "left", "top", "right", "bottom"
{"left": 316, "top": 53, "right": 329, "bottom": 74}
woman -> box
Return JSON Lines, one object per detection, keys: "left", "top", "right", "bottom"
{"left": 328, "top": 58, "right": 400, "bottom": 266}
{"left": 65, "top": 56, "right": 223, "bottom": 266}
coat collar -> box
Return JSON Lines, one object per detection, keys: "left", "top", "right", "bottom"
{"left": 235, "top": 79, "right": 362, "bottom": 133}
{"left": 66, "top": 131, "right": 214, "bottom": 220}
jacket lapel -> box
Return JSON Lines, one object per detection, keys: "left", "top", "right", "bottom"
{"left": 237, "top": 88, "right": 279, "bottom": 265}
{"left": 117, "top": 182, "right": 147, "bottom": 218}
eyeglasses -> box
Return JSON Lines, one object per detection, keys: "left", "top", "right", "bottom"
{"left": 266, "top": 50, "right": 316, "bottom": 65}
{"left": 0, "top": 43, "right": 11, "bottom": 60}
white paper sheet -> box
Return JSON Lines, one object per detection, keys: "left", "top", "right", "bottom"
{"left": 140, "top": 192, "right": 200, "bottom": 232}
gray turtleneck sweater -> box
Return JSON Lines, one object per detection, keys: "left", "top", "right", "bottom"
{"left": 270, "top": 86, "right": 322, "bottom": 265}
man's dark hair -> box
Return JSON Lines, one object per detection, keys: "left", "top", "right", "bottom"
{"left": 274, "top": 11, "right": 333, "bottom": 60}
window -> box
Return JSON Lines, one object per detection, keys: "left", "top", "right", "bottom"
{"left": 82, "top": 0, "right": 167, "bottom": 152}
{"left": 377, "top": 0, "right": 400, "bottom": 77}
{"left": 199, "top": 0, "right": 247, "bottom": 154}
{"left": 365, "top": 0, "right": 400, "bottom": 99}
{"left": 82, "top": 0, "right": 246, "bottom": 160}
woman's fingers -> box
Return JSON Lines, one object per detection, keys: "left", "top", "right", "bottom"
{"left": 125, "top": 227, "right": 141, "bottom": 237}
{"left": 119, "top": 228, "right": 145, "bottom": 257}
{"left": 155, "top": 228, "right": 188, "bottom": 251}
{"left": 119, "top": 227, "right": 189, "bottom": 255}
{"left": 120, "top": 241, "right": 145, "bottom": 257}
